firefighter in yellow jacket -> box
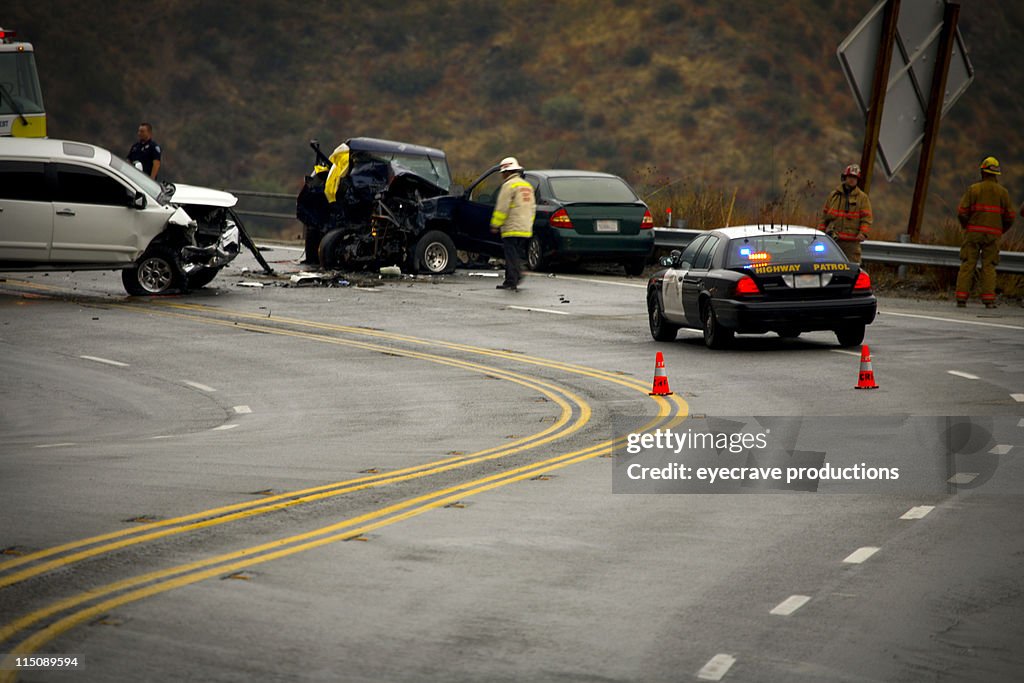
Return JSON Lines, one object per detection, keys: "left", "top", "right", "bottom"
{"left": 490, "top": 157, "right": 536, "bottom": 291}
{"left": 955, "top": 157, "right": 1015, "bottom": 308}
{"left": 819, "top": 164, "right": 872, "bottom": 263}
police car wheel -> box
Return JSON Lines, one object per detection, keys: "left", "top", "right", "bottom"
{"left": 648, "top": 292, "right": 678, "bottom": 342}
{"left": 122, "top": 247, "right": 184, "bottom": 296}
{"left": 702, "top": 303, "right": 733, "bottom": 350}
{"left": 835, "top": 323, "right": 865, "bottom": 348}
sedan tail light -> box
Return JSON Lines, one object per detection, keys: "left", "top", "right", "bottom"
{"left": 854, "top": 271, "right": 872, "bottom": 291}
{"left": 735, "top": 275, "right": 760, "bottom": 296}
{"left": 640, "top": 209, "right": 654, "bottom": 229}
{"left": 549, "top": 208, "right": 574, "bottom": 229}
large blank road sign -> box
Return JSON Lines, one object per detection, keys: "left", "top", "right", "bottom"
{"left": 838, "top": 0, "right": 974, "bottom": 180}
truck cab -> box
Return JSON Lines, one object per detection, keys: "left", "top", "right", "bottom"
{"left": 0, "top": 27, "right": 47, "bottom": 137}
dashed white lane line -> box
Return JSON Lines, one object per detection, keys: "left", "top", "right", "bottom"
{"left": 211, "top": 424, "right": 239, "bottom": 431}
{"left": 696, "top": 654, "right": 736, "bottom": 681}
{"left": 989, "top": 444, "right": 1014, "bottom": 455}
{"left": 948, "top": 472, "right": 979, "bottom": 484}
{"left": 900, "top": 505, "right": 935, "bottom": 520}
{"left": 770, "top": 595, "right": 811, "bottom": 616}
{"left": 843, "top": 547, "right": 880, "bottom": 564}
{"left": 1012, "top": 394, "right": 1024, "bottom": 403}
{"left": 233, "top": 405, "right": 252, "bottom": 414}
{"left": 1018, "top": 418, "right": 1024, "bottom": 427}
{"left": 947, "top": 370, "right": 979, "bottom": 380}
{"left": 80, "top": 355, "right": 129, "bottom": 367}
{"left": 34, "top": 443, "right": 76, "bottom": 449}
{"left": 882, "top": 311, "right": 1024, "bottom": 331}
{"left": 183, "top": 380, "right": 217, "bottom": 392}
{"left": 507, "top": 305, "right": 571, "bottom": 316}
{"left": 831, "top": 349, "right": 862, "bottom": 357}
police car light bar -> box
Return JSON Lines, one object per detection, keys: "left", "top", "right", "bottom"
{"left": 0, "top": 29, "right": 17, "bottom": 41}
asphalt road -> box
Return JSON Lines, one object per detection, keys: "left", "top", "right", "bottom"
{"left": 1, "top": 247, "right": 1022, "bottom": 682}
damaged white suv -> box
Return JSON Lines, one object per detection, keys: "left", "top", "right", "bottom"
{"left": 0, "top": 137, "right": 242, "bottom": 294}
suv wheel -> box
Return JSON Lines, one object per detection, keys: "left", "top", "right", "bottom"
{"left": 414, "top": 231, "right": 457, "bottom": 274}
{"left": 122, "top": 247, "right": 184, "bottom": 295}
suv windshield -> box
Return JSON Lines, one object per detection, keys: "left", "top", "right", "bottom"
{"left": 109, "top": 155, "right": 166, "bottom": 203}
{"left": 361, "top": 151, "right": 451, "bottom": 191}
{"left": 725, "top": 233, "right": 846, "bottom": 267}
{"left": 548, "top": 176, "right": 638, "bottom": 203}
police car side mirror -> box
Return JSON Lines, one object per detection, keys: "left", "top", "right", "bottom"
{"left": 659, "top": 256, "right": 674, "bottom": 267}
{"left": 131, "top": 190, "right": 147, "bottom": 209}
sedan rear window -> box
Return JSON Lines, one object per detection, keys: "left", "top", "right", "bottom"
{"left": 725, "top": 233, "right": 846, "bottom": 267}
{"left": 548, "top": 176, "right": 638, "bottom": 203}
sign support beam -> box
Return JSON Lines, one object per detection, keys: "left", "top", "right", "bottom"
{"left": 907, "top": 1, "right": 960, "bottom": 243}
{"left": 858, "top": 0, "right": 900, "bottom": 194}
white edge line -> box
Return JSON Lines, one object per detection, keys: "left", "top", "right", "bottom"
{"left": 552, "top": 274, "right": 647, "bottom": 289}
{"left": 882, "top": 310, "right": 1024, "bottom": 331}
{"left": 900, "top": 505, "right": 935, "bottom": 520}
{"left": 80, "top": 355, "right": 129, "bottom": 367}
{"left": 233, "top": 405, "right": 252, "bottom": 414}
{"left": 830, "top": 349, "right": 862, "bottom": 357}
{"left": 770, "top": 595, "right": 811, "bottom": 616}
{"left": 34, "top": 443, "right": 76, "bottom": 449}
{"left": 947, "top": 370, "right": 980, "bottom": 380}
{"left": 211, "top": 424, "right": 239, "bottom": 431}
{"left": 254, "top": 243, "right": 304, "bottom": 252}
{"left": 507, "top": 305, "right": 571, "bottom": 316}
{"left": 843, "top": 547, "right": 880, "bottom": 564}
{"left": 183, "top": 380, "right": 217, "bottom": 392}
{"left": 1012, "top": 394, "right": 1024, "bottom": 403}
{"left": 697, "top": 654, "right": 737, "bottom": 681}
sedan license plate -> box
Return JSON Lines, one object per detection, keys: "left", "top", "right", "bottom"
{"left": 794, "top": 274, "right": 821, "bottom": 288}
{"left": 595, "top": 220, "right": 619, "bottom": 233}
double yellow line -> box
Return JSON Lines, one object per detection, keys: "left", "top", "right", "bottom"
{"left": 0, "top": 289, "right": 687, "bottom": 679}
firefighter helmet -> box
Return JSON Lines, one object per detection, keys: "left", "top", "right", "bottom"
{"left": 499, "top": 156, "right": 524, "bottom": 172}
{"left": 842, "top": 164, "right": 862, "bottom": 179}
{"left": 980, "top": 156, "right": 1001, "bottom": 175}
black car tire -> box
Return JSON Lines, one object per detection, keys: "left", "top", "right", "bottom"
{"left": 624, "top": 257, "right": 646, "bottom": 277}
{"left": 527, "top": 236, "right": 547, "bottom": 271}
{"left": 186, "top": 267, "right": 221, "bottom": 290}
{"left": 318, "top": 228, "right": 348, "bottom": 270}
{"left": 122, "top": 247, "right": 184, "bottom": 296}
{"left": 777, "top": 328, "right": 802, "bottom": 339}
{"left": 303, "top": 224, "right": 323, "bottom": 265}
{"left": 648, "top": 292, "right": 679, "bottom": 342}
{"left": 414, "top": 230, "right": 457, "bottom": 274}
{"left": 702, "top": 302, "right": 733, "bottom": 350}
{"left": 835, "top": 323, "right": 866, "bottom": 348}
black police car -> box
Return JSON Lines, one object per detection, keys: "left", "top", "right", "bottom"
{"left": 646, "top": 225, "right": 877, "bottom": 349}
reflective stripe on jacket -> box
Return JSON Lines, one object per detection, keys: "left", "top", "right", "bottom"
{"left": 490, "top": 176, "right": 536, "bottom": 238}
{"left": 958, "top": 178, "right": 1014, "bottom": 236}
{"left": 818, "top": 185, "right": 872, "bottom": 241}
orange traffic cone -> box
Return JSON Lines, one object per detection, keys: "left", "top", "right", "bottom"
{"left": 855, "top": 344, "right": 878, "bottom": 389}
{"left": 649, "top": 351, "right": 673, "bottom": 396}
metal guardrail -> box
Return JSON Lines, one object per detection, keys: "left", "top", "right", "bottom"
{"left": 653, "top": 227, "right": 1024, "bottom": 274}
{"left": 224, "top": 189, "right": 295, "bottom": 221}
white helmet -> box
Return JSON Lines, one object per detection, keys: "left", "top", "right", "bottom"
{"left": 499, "top": 156, "right": 523, "bottom": 172}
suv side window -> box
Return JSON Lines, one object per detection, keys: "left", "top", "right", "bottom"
{"left": 470, "top": 172, "right": 505, "bottom": 206}
{"left": 53, "top": 163, "right": 131, "bottom": 207}
{"left": 693, "top": 236, "right": 719, "bottom": 270}
{"left": 0, "top": 160, "right": 50, "bottom": 201}
{"left": 677, "top": 235, "right": 708, "bottom": 270}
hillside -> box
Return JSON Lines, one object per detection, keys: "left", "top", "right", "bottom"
{"left": 7, "top": 0, "right": 1024, "bottom": 241}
